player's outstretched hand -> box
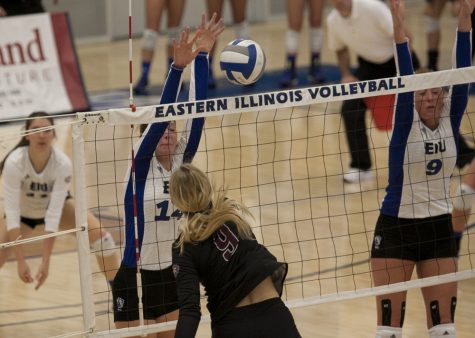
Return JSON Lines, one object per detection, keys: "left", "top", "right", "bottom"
{"left": 172, "top": 27, "right": 201, "bottom": 68}
{"left": 389, "top": 0, "right": 407, "bottom": 44}
{"left": 459, "top": 0, "right": 475, "bottom": 32}
{"left": 35, "top": 260, "right": 50, "bottom": 290}
{"left": 194, "top": 13, "right": 225, "bottom": 54}
{"left": 460, "top": 0, "right": 475, "bottom": 14}
{"left": 17, "top": 260, "right": 34, "bottom": 284}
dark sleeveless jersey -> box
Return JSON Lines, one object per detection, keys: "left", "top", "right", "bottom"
{"left": 172, "top": 221, "right": 288, "bottom": 337}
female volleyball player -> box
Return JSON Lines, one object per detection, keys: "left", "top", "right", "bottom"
{"left": 0, "top": 112, "right": 120, "bottom": 290}
{"left": 169, "top": 163, "right": 301, "bottom": 338}
{"left": 133, "top": 0, "right": 186, "bottom": 95}
{"left": 111, "top": 14, "right": 224, "bottom": 337}
{"left": 370, "top": 0, "right": 473, "bottom": 337}
{"left": 280, "top": 0, "right": 325, "bottom": 87}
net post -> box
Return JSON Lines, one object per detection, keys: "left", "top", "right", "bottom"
{"left": 72, "top": 118, "right": 96, "bottom": 333}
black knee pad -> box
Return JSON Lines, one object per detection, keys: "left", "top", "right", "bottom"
{"left": 451, "top": 297, "right": 457, "bottom": 323}
{"left": 381, "top": 299, "right": 392, "bottom": 326}
{"left": 430, "top": 300, "right": 441, "bottom": 326}
{"left": 381, "top": 299, "right": 406, "bottom": 327}
{"left": 400, "top": 301, "right": 406, "bottom": 327}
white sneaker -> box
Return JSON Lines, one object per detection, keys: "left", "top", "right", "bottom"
{"left": 343, "top": 168, "right": 374, "bottom": 183}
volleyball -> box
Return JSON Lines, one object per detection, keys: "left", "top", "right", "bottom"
{"left": 219, "top": 39, "right": 266, "bottom": 85}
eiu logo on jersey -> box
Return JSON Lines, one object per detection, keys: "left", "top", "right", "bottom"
{"left": 213, "top": 224, "right": 239, "bottom": 261}
{"left": 424, "top": 141, "right": 446, "bottom": 176}
{"left": 424, "top": 140, "right": 446, "bottom": 154}
{"left": 29, "top": 182, "right": 49, "bottom": 192}
{"left": 163, "top": 180, "right": 170, "bottom": 194}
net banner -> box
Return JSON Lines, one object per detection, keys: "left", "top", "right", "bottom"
{"left": 78, "top": 66, "right": 475, "bottom": 126}
{"left": 0, "top": 12, "right": 89, "bottom": 120}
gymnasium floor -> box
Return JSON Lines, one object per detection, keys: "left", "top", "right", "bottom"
{"left": 1, "top": 2, "right": 475, "bottom": 337}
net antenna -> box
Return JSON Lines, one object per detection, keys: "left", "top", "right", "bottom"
{"left": 126, "top": 0, "right": 145, "bottom": 331}
{"left": 128, "top": 0, "right": 137, "bottom": 113}
{"left": 72, "top": 67, "right": 475, "bottom": 337}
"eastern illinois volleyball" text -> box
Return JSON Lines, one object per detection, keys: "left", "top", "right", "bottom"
{"left": 155, "top": 77, "right": 405, "bottom": 117}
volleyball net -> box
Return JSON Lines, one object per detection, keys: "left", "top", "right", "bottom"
{"left": 72, "top": 67, "right": 475, "bottom": 337}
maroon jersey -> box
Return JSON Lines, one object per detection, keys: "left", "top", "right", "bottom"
{"left": 172, "top": 221, "right": 287, "bottom": 337}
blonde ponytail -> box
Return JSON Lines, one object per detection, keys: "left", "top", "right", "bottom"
{"left": 170, "top": 164, "right": 254, "bottom": 252}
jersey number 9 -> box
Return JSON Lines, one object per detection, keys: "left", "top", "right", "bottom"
{"left": 426, "top": 159, "right": 443, "bottom": 176}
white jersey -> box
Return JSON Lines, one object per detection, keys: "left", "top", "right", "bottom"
{"left": 326, "top": 0, "right": 394, "bottom": 63}
{"left": 127, "top": 132, "right": 190, "bottom": 271}
{"left": 3, "top": 146, "right": 72, "bottom": 232}
{"left": 381, "top": 32, "right": 471, "bottom": 218}
{"left": 122, "top": 55, "right": 207, "bottom": 271}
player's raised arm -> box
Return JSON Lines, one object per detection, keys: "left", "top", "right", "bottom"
{"left": 389, "top": 0, "right": 407, "bottom": 44}
{"left": 458, "top": 0, "right": 475, "bottom": 33}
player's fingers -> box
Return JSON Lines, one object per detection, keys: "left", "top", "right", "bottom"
{"left": 19, "top": 273, "right": 28, "bottom": 283}
{"left": 212, "top": 19, "right": 225, "bottom": 35}
{"left": 35, "top": 274, "right": 45, "bottom": 290}
{"left": 35, "top": 280, "right": 44, "bottom": 290}
{"left": 190, "top": 33, "right": 199, "bottom": 47}
{"left": 201, "top": 12, "right": 206, "bottom": 29}
{"left": 22, "top": 271, "right": 33, "bottom": 283}
{"left": 180, "top": 29, "right": 187, "bottom": 44}
{"left": 210, "top": 18, "right": 220, "bottom": 32}
{"left": 208, "top": 12, "right": 217, "bottom": 29}
{"left": 185, "top": 27, "right": 192, "bottom": 43}
{"left": 192, "top": 48, "right": 202, "bottom": 59}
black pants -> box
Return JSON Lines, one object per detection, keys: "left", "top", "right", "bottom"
{"left": 212, "top": 298, "right": 301, "bottom": 338}
{"left": 342, "top": 56, "right": 397, "bottom": 170}
{"left": 112, "top": 265, "right": 178, "bottom": 321}
{"left": 371, "top": 213, "right": 457, "bottom": 261}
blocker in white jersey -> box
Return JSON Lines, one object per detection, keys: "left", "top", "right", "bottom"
{"left": 113, "top": 55, "right": 206, "bottom": 325}
{"left": 111, "top": 13, "right": 224, "bottom": 329}
{"left": 370, "top": 1, "right": 473, "bottom": 337}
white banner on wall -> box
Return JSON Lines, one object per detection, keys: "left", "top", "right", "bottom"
{"left": 0, "top": 12, "right": 89, "bottom": 120}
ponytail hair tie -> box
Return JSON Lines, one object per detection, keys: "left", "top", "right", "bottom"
{"left": 185, "top": 201, "right": 213, "bottom": 218}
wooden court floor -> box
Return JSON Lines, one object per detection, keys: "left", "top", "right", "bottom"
{"left": 1, "top": 2, "right": 475, "bottom": 337}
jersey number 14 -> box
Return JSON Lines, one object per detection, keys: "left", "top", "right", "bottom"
{"left": 155, "top": 200, "right": 183, "bottom": 221}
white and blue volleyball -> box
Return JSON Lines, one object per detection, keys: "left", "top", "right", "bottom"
{"left": 219, "top": 39, "right": 266, "bottom": 85}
